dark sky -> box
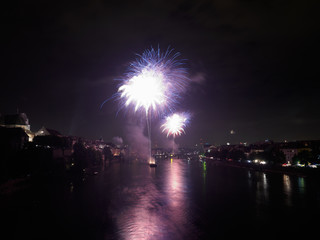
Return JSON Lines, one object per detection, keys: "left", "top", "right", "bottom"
{"left": 1, "top": 0, "right": 320, "bottom": 146}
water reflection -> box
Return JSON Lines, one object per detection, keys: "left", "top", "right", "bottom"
{"left": 114, "top": 159, "right": 193, "bottom": 239}
{"left": 115, "top": 176, "right": 163, "bottom": 239}
{"left": 255, "top": 172, "right": 269, "bottom": 203}
{"left": 3, "top": 158, "right": 320, "bottom": 240}
{"left": 298, "top": 177, "right": 305, "bottom": 194}
{"left": 283, "top": 174, "right": 292, "bottom": 206}
{"left": 168, "top": 159, "right": 182, "bottom": 195}
{"left": 165, "top": 159, "right": 191, "bottom": 237}
{"left": 116, "top": 186, "right": 164, "bottom": 239}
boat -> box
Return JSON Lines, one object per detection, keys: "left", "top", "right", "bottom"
{"left": 149, "top": 157, "right": 157, "bottom": 167}
{"left": 149, "top": 163, "right": 157, "bottom": 167}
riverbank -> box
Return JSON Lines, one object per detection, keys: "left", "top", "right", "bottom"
{"left": 204, "top": 158, "right": 320, "bottom": 178}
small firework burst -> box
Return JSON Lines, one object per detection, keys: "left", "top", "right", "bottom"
{"left": 161, "top": 112, "right": 189, "bottom": 138}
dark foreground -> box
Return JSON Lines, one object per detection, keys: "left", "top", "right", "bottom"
{"left": 1, "top": 158, "right": 320, "bottom": 239}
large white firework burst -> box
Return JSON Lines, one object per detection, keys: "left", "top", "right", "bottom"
{"left": 117, "top": 47, "right": 188, "bottom": 116}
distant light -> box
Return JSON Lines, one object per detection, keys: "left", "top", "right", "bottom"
{"left": 149, "top": 157, "right": 156, "bottom": 164}
{"left": 227, "top": 142, "right": 230, "bottom": 146}
{"left": 282, "top": 162, "right": 291, "bottom": 167}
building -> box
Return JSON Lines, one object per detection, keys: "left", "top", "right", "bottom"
{"left": 33, "top": 126, "right": 74, "bottom": 160}
{"left": 280, "top": 147, "right": 312, "bottom": 164}
{"left": 0, "top": 113, "right": 34, "bottom": 141}
{"left": 35, "top": 126, "right": 62, "bottom": 137}
{"left": 0, "top": 127, "right": 29, "bottom": 151}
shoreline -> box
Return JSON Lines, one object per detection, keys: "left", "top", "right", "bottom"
{"left": 204, "top": 159, "right": 320, "bottom": 178}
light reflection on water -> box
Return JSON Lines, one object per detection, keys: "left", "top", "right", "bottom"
{"left": 116, "top": 183, "right": 163, "bottom": 239}
{"left": 283, "top": 174, "right": 292, "bottom": 206}
{"left": 4, "top": 158, "right": 320, "bottom": 240}
{"left": 100, "top": 159, "right": 319, "bottom": 240}
{"left": 256, "top": 173, "right": 269, "bottom": 203}
{"left": 248, "top": 170, "right": 309, "bottom": 209}
{"left": 102, "top": 159, "right": 320, "bottom": 239}
{"left": 112, "top": 159, "right": 196, "bottom": 240}
{"left": 298, "top": 177, "right": 305, "bottom": 194}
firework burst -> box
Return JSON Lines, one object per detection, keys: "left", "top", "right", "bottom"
{"left": 117, "top": 47, "right": 188, "bottom": 116}
{"left": 101, "top": 47, "right": 188, "bottom": 162}
{"left": 161, "top": 112, "right": 189, "bottom": 138}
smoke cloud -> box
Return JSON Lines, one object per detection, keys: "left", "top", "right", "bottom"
{"left": 162, "top": 138, "right": 179, "bottom": 153}
{"left": 125, "top": 121, "right": 149, "bottom": 160}
{"left": 190, "top": 72, "right": 206, "bottom": 85}
{"left": 112, "top": 136, "right": 123, "bottom": 146}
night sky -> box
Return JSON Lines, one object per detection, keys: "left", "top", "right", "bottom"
{"left": 1, "top": 0, "right": 320, "bottom": 147}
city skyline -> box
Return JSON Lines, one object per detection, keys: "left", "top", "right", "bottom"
{"left": 2, "top": 0, "right": 319, "bottom": 146}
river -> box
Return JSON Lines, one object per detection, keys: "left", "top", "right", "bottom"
{"left": 2, "top": 158, "right": 320, "bottom": 239}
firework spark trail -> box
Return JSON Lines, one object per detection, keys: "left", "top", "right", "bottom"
{"left": 146, "top": 110, "right": 152, "bottom": 161}
{"left": 161, "top": 113, "right": 189, "bottom": 138}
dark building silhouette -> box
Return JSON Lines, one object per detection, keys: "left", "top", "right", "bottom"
{"left": 0, "top": 127, "right": 29, "bottom": 151}
{"left": 0, "top": 113, "right": 33, "bottom": 141}
{"left": 34, "top": 126, "right": 62, "bottom": 137}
